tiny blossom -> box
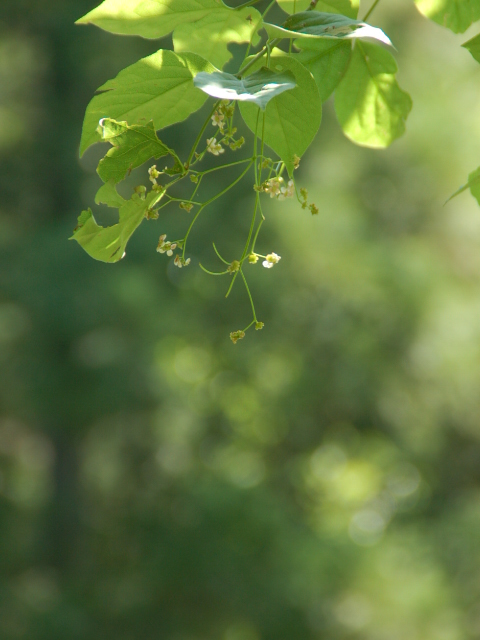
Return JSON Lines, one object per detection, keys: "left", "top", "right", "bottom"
{"left": 206, "top": 137, "right": 224, "bottom": 156}
{"left": 277, "top": 179, "right": 295, "bottom": 201}
{"left": 227, "top": 260, "right": 241, "bottom": 274}
{"left": 148, "top": 165, "right": 160, "bottom": 184}
{"left": 230, "top": 330, "right": 245, "bottom": 344}
{"left": 219, "top": 101, "right": 235, "bottom": 118}
{"left": 134, "top": 185, "right": 147, "bottom": 198}
{"left": 255, "top": 322, "right": 264, "bottom": 330}
{"left": 309, "top": 203, "right": 319, "bottom": 215}
{"left": 248, "top": 253, "right": 259, "bottom": 264}
{"left": 263, "top": 252, "right": 281, "bottom": 269}
{"left": 179, "top": 201, "right": 193, "bottom": 212}
{"left": 211, "top": 111, "right": 225, "bottom": 129}
{"left": 293, "top": 154, "right": 301, "bottom": 170}
{"left": 174, "top": 255, "right": 191, "bottom": 268}
{"left": 157, "top": 235, "right": 177, "bottom": 256}
{"left": 264, "top": 176, "right": 284, "bottom": 198}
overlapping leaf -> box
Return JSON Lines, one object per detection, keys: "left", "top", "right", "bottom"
{"left": 239, "top": 52, "right": 321, "bottom": 176}
{"left": 294, "top": 39, "right": 352, "bottom": 102}
{"left": 70, "top": 182, "right": 164, "bottom": 263}
{"left": 80, "top": 50, "right": 215, "bottom": 156}
{"left": 463, "top": 33, "right": 480, "bottom": 62}
{"left": 264, "top": 11, "right": 393, "bottom": 47}
{"left": 172, "top": 7, "right": 262, "bottom": 69}
{"left": 97, "top": 119, "right": 179, "bottom": 184}
{"left": 194, "top": 68, "right": 296, "bottom": 110}
{"left": 334, "top": 42, "right": 412, "bottom": 148}
{"left": 276, "top": 0, "right": 359, "bottom": 18}
{"left": 414, "top": 0, "right": 480, "bottom": 34}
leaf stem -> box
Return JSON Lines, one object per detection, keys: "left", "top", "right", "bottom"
{"left": 240, "top": 269, "right": 257, "bottom": 322}
{"left": 363, "top": 0, "right": 381, "bottom": 21}
{"left": 186, "top": 101, "right": 220, "bottom": 167}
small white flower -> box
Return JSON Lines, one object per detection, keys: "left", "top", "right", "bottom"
{"left": 278, "top": 179, "right": 295, "bottom": 200}
{"left": 157, "top": 235, "right": 176, "bottom": 255}
{"left": 264, "top": 176, "right": 284, "bottom": 198}
{"left": 148, "top": 165, "right": 160, "bottom": 184}
{"left": 206, "top": 137, "right": 224, "bottom": 156}
{"left": 211, "top": 111, "right": 225, "bottom": 130}
{"left": 262, "top": 252, "right": 281, "bottom": 268}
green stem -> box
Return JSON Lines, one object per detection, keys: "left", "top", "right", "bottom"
{"left": 182, "top": 206, "right": 205, "bottom": 259}
{"left": 240, "top": 269, "right": 258, "bottom": 322}
{"left": 225, "top": 271, "right": 239, "bottom": 297}
{"left": 186, "top": 101, "right": 220, "bottom": 167}
{"left": 193, "top": 158, "right": 251, "bottom": 177}
{"left": 201, "top": 161, "right": 253, "bottom": 208}
{"left": 237, "top": 39, "right": 280, "bottom": 77}
{"left": 363, "top": 0, "right": 381, "bottom": 20}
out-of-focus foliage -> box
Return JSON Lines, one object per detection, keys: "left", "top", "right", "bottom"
{"left": 2, "top": 1, "right": 480, "bottom": 639}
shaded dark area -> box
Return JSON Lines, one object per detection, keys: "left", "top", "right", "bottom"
{"left": 1, "top": 1, "right": 480, "bottom": 639}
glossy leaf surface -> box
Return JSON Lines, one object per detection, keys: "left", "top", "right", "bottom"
{"left": 194, "top": 68, "right": 297, "bottom": 111}
{"left": 294, "top": 39, "right": 352, "bottom": 102}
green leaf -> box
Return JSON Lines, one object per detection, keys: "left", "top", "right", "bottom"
{"left": 80, "top": 50, "right": 215, "bottom": 156}
{"left": 462, "top": 33, "right": 480, "bottom": 62}
{"left": 194, "top": 68, "right": 297, "bottom": 111}
{"left": 264, "top": 11, "right": 393, "bottom": 47}
{"left": 447, "top": 167, "right": 480, "bottom": 205}
{"left": 276, "top": 0, "right": 359, "bottom": 18}
{"left": 294, "top": 39, "right": 352, "bottom": 102}
{"left": 334, "top": 42, "right": 412, "bottom": 148}
{"left": 414, "top": 0, "right": 480, "bottom": 33}
{"left": 239, "top": 51, "right": 322, "bottom": 176}
{"left": 76, "top": 0, "right": 254, "bottom": 40}
{"left": 96, "top": 119, "right": 177, "bottom": 184}
{"left": 70, "top": 185, "right": 164, "bottom": 263}
{"left": 173, "top": 7, "right": 262, "bottom": 69}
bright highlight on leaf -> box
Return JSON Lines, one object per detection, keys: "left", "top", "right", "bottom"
{"left": 172, "top": 7, "right": 262, "bottom": 69}
{"left": 276, "top": 0, "right": 359, "bottom": 18}
{"left": 414, "top": 0, "right": 480, "bottom": 34}
{"left": 334, "top": 42, "right": 412, "bottom": 149}
{"left": 97, "top": 119, "right": 178, "bottom": 184}
{"left": 239, "top": 52, "right": 321, "bottom": 176}
{"left": 194, "top": 68, "right": 297, "bottom": 111}
{"left": 80, "top": 50, "right": 215, "bottom": 156}
{"left": 70, "top": 183, "right": 164, "bottom": 263}
{"left": 264, "top": 11, "right": 393, "bottom": 47}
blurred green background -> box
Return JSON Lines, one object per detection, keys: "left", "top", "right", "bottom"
{"left": 2, "top": 1, "right": 480, "bottom": 638}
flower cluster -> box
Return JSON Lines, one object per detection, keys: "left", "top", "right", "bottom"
{"left": 262, "top": 176, "right": 295, "bottom": 200}
{"left": 174, "top": 255, "right": 191, "bottom": 268}
{"left": 230, "top": 330, "right": 245, "bottom": 344}
{"left": 206, "top": 137, "right": 224, "bottom": 156}
{"left": 156, "top": 234, "right": 176, "bottom": 256}
{"left": 263, "top": 252, "right": 281, "bottom": 269}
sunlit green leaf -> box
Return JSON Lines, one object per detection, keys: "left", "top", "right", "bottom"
{"left": 76, "top": 0, "right": 256, "bottom": 40}
{"left": 462, "top": 33, "right": 480, "bottom": 62}
{"left": 96, "top": 119, "right": 176, "bottom": 184}
{"left": 80, "top": 50, "right": 215, "bottom": 156}
{"left": 334, "top": 42, "right": 412, "bottom": 148}
{"left": 294, "top": 39, "right": 352, "bottom": 102}
{"left": 70, "top": 185, "right": 164, "bottom": 263}
{"left": 239, "top": 51, "right": 321, "bottom": 176}
{"left": 276, "top": 0, "right": 359, "bottom": 18}
{"left": 264, "top": 11, "right": 392, "bottom": 47}
{"left": 194, "top": 68, "right": 296, "bottom": 110}
{"left": 415, "top": 0, "right": 480, "bottom": 33}
{"left": 173, "top": 7, "right": 262, "bottom": 69}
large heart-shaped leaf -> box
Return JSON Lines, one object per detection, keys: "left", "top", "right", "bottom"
{"left": 294, "top": 39, "right": 352, "bottom": 102}
{"left": 334, "top": 42, "right": 412, "bottom": 148}
{"left": 70, "top": 183, "right": 164, "bottom": 263}
{"left": 415, "top": 0, "right": 480, "bottom": 34}
{"left": 239, "top": 52, "right": 321, "bottom": 175}
{"left": 194, "top": 68, "right": 296, "bottom": 110}
{"left": 264, "top": 11, "right": 393, "bottom": 47}
{"left": 97, "top": 119, "right": 178, "bottom": 184}
{"left": 172, "top": 7, "right": 262, "bottom": 69}
{"left": 276, "top": 0, "right": 359, "bottom": 18}
{"left": 80, "top": 50, "right": 215, "bottom": 156}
